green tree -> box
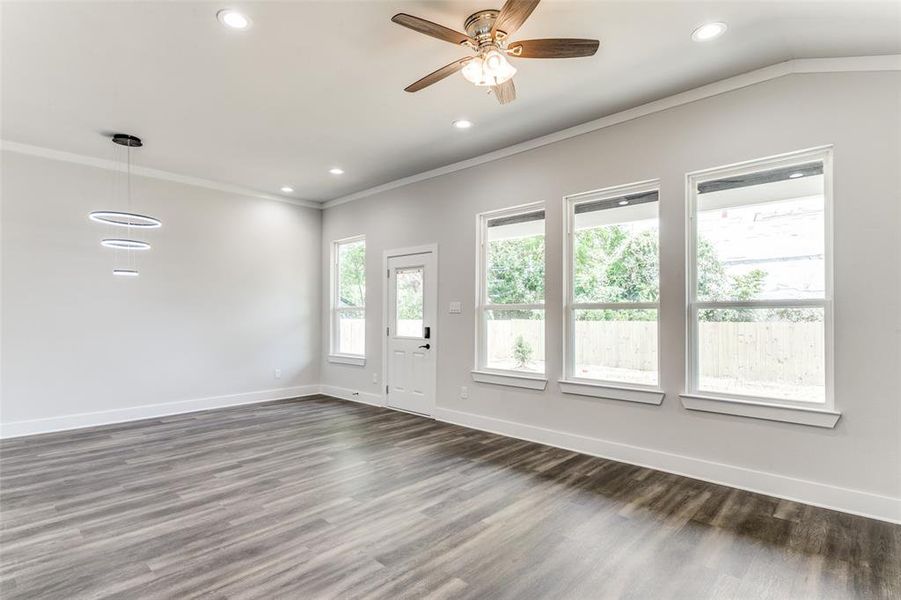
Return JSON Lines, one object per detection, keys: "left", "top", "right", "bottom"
{"left": 338, "top": 242, "right": 365, "bottom": 306}
{"left": 699, "top": 268, "right": 767, "bottom": 322}
{"left": 487, "top": 235, "right": 544, "bottom": 319}
{"left": 512, "top": 335, "right": 533, "bottom": 369}
{"left": 485, "top": 224, "right": 769, "bottom": 324}
{"left": 396, "top": 269, "right": 423, "bottom": 320}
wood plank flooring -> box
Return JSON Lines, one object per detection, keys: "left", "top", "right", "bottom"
{"left": 1, "top": 395, "right": 898, "bottom": 599}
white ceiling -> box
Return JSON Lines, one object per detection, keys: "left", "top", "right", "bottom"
{"left": 3, "top": 1, "right": 899, "bottom": 203}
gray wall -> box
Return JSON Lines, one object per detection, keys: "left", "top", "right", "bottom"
{"left": 2, "top": 152, "right": 322, "bottom": 430}
{"left": 320, "top": 72, "right": 901, "bottom": 517}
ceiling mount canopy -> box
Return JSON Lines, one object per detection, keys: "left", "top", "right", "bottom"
{"left": 391, "top": 0, "right": 599, "bottom": 105}
{"left": 111, "top": 133, "right": 143, "bottom": 148}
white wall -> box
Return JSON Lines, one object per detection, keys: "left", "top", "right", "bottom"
{"left": 320, "top": 71, "right": 901, "bottom": 521}
{"left": 1, "top": 151, "right": 321, "bottom": 434}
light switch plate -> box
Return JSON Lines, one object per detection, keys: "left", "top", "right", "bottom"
{"left": 449, "top": 301, "right": 462, "bottom": 314}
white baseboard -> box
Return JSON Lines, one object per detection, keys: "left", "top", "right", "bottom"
{"left": 433, "top": 406, "right": 901, "bottom": 525}
{"left": 4, "top": 383, "right": 897, "bottom": 524}
{"left": 319, "top": 385, "right": 384, "bottom": 407}
{"left": 0, "top": 385, "right": 320, "bottom": 439}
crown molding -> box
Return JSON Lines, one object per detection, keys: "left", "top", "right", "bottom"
{"left": 0, "top": 141, "right": 321, "bottom": 209}
{"left": 323, "top": 54, "right": 901, "bottom": 209}
{"left": 4, "top": 55, "right": 897, "bottom": 212}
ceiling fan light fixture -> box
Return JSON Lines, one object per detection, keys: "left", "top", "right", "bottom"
{"left": 461, "top": 52, "right": 516, "bottom": 87}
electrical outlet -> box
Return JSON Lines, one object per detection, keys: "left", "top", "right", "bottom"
{"left": 274, "top": 368, "right": 282, "bottom": 379}
{"left": 371, "top": 373, "right": 378, "bottom": 384}
{"left": 460, "top": 386, "right": 469, "bottom": 399}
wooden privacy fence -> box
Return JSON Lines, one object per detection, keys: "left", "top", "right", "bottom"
{"left": 487, "top": 320, "right": 824, "bottom": 384}
{"left": 342, "top": 318, "right": 824, "bottom": 384}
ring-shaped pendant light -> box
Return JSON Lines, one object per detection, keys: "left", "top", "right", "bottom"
{"left": 90, "top": 211, "right": 161, "bottom": 228}
{"left": 101, "top": 238, "right": 151, "bottom": 250}
{"left": 90, "top": 133, "right": 160, "bottom": 277}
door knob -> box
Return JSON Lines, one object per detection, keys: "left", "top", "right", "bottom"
{"left": 418, "top": 343, "right": 431, "bottom": 349}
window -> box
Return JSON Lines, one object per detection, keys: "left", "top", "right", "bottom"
{"left": 476, "top": 204, "right": 546, "bottom": 378}
{"left": 331, "top": 236, "right": 366, "bottom": 360}
{"left": 395, "top": 266, "right": 424, "bottom": 338}
{"left": 687, "top": 148, "right": 832, "bottom": 407}
{"left": 564, "top": 182, "right": 660, "bottom": 390}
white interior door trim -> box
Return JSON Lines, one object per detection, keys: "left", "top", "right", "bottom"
{"left": 382, "top": 244, "right": 439, "bottom": 415}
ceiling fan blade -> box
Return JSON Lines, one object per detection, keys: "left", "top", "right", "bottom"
{"left": 405, "top": 58, "right": 471, "bottom": 93}
{"left": 492, "top": 0, "right": 540, "bottom": 39}
{"left": 491, "top": 79, "right": 516, "bottom": 105}
{"left": 507, "top": 38, "right": 600, "bottom": 59}
{"left": 391, "top": 13, "right": 472, "bottom": 46}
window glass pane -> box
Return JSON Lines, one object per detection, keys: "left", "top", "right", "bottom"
{"left": 573, "top": 200, "right": 658, "bottom": 303}
{"left": 486, "top": 214, "right": 544, "bottom": 305}
{"left": 573, "top": 309, "right": 657, "bottom": 386}
{"left": 698, "top": 307, "right": 825, "bottom": 402}
{"left": 337, "top": 308, "right": 365, "bottom": 355}
{"left": 484, "top": 309, "right": 544, "bottom": 374}
{"left": 696, "top": 168, "right": 825, "bottom": 301}
{"left": 395, "top": 267, "right": 423, "bottom": 338}
{"left": 337, "top": 240, "right": 365, "bottom": 307}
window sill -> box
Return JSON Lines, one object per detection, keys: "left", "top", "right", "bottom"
{"left": 559, "top": 379, "right": 664, "bottom": 405}
{"left": 471, "top": 370, "right": 548, "bottom": 390}
{"left": 679, "top": 394, "right": 841, "bottom": 428}
{"left": 328, "top": 354, "right": 366, "bottom": 367}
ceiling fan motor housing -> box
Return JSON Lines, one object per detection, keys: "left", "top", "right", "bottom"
{"left": 465, "top": 10, "right": 503, "bottom": 45}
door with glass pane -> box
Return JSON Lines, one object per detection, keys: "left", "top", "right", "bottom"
{"left": 386, "top": 250, "right": 436, "bottom": 415}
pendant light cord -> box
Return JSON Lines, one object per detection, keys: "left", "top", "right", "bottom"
{"left": 127, "top": 145, "right": 133, "bottom": 267}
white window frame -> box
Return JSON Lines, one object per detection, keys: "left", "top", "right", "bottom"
{"left": 682, "top": 146, "right": 839, "bottom": 427}
{"left": 472, "top": 202, "right": 548, "bottom": 389}
{"left": 329, "top": 235, "right": 366, "bottom": 365}
{"left": 560, "top": 180, "right": 664, "bottom": 405}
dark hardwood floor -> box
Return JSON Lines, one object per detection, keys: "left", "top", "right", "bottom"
{"left": 1, "top": 395, "right": 898, "bottom": 599}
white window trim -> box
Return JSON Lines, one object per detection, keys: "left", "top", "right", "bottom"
{"left": 558, "top": 379, "right": 664, "bottom": 405}
{"left": 473, "top": 202, "right": 547, "bottom": 386}
{"left": 683, "top": 146, "right": 837, "bottom": 425}
{"left": 328, "top": 354, "right": 366, "bottom": 366}
{"left": 679, "top": 394, "right": 840, "bottom": 428}
{"left": 471, "top": 370, "right": 548, "bottom": 390}
{"left": 562, "top": 180, "right": 664, "bottom": 404}
{"left": 330, "top": 234, "right": 366, "bottom": 362}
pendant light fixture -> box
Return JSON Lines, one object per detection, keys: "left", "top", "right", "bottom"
{"left": 89, "top": 134, "right": 160, "bottom": 276}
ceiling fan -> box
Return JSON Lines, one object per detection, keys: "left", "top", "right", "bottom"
{"left": 391, "top": 0, "right": 599, "bottom": 105}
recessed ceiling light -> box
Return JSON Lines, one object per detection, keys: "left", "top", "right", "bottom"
{"left": 280, "top": 186, "right": 294, "bottom": 193}
{"left": 788, "top": 172, "right": 804, "bottom": 179}
{"left": 618, "top": 200, "right": 629, "bottom": 206}
{"left": 329, "top": 167, "right": 345, "bottom": 175}
{"left": 691, "top": 22, "right": 727, "bottom": 42}
{"left": 113, "top": 269, "right": 139, "bottom": 277}
{"left": 452, "top": 119, "right": 473, "bottom": 129}
{"left": 217, "top": 9, "right": 250, "bottom": 30}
